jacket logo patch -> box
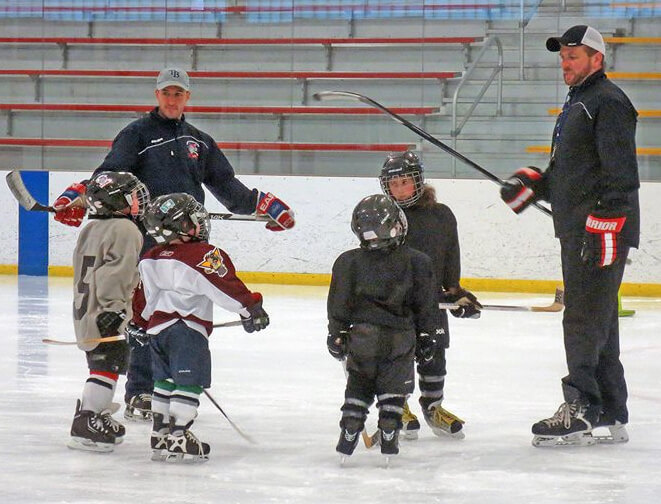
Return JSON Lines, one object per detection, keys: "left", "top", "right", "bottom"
{"left": 186, "top": 140, "right": 200, "bottom": 160}
{"left": 196, "top": 247, "right": 228, "bottom": 277}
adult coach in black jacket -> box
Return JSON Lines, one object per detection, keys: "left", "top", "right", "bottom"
{"left": 500, "top": 25, "right": 640, "bottom": 447}
{"left": 53, "top": 67, "right": 295, "bottom": 421}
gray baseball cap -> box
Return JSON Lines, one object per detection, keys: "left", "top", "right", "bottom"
{"left": 156, "top": 67, "right": 190, "bottom": 91}
{"left": 546, "top": 25, "right": 606, "bottom": 55}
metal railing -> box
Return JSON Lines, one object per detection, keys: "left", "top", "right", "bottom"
{"left": 450, "top": 35, "right": 503, "bottom": 175}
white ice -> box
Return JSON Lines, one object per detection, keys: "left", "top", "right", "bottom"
{"left": 1, "top": 275, "right": 660, "bottom": 504}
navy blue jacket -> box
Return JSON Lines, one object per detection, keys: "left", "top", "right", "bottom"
{"left": 94, "top": 107, "right": 257, "bottom": 214}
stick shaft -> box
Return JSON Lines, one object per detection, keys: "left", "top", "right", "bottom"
{"left": 313, "top": 91, "right": 552, "bottom": 217}
{"left": 203, "top": 390, "right": 257, "bottom": 444}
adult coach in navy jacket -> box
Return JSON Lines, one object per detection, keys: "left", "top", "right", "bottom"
{"left": 53, "top": 67, "right": 295, "bottom": 421}
{"left": 499, "top": 26, "right": 640, "bottom": 446}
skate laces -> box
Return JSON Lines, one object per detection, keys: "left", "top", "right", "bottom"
{"left": 402, "top": 403, "right": 418, "bottom": 423}
{"left": 100, "top": 411, "right": 122, "bottom": 432}
{"left": 89, "top": 413, "right": 109, "bottom": 433}
{"left": 431, "top": 406, "right": 462, "bottom": 426}
{"left": 542, "top": 402, "right": 582, "bottom": 429}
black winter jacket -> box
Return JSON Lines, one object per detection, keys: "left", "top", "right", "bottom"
{"left": 541, "top": 70, "right": 640, "bottom": 247}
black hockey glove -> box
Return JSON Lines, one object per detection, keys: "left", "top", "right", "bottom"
{"left": 327, "top": 331, "right": 348, "bottom": 361}
{"left": 124, "top": 321, "right": 149, "bottom": 349}
{"left": 581, "top": 207, "right": 628, "bottom": 269}
{"left": 241, "top": 292, "right": 270, "bottom": 333}
{"left": 500, "top": 166, "right": 543, "bottom": 214}
{"left": 415, "top": 332, "right": 436, "bottom": 364}
{"left": 444, "top": 289, "right": 482, "bottom": 319}
{"left": 96, "top": 310, "right": 127, "bottom": 338}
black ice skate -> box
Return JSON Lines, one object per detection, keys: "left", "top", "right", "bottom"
{"left": 532, "top": 401, "right": 598, "bottom": 447}
{"left": 100, "top": 409, "right": 125, "bottom": 444}
{"left": 67, "top": 399, "right": 116, "bottom": 453}
{"left": 150, "top": 413, "right": 170, "bottom": 461}
{"left": 166, "top": 421, "right": 210, "bottom": 463}
{"left": 124, "top": 393, "right": 152, "bottom": 422}
{"left": 380, "top": 429, "right": 400, "bottom": 456}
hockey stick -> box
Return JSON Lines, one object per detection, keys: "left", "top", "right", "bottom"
{"left": 439, "top": 287, "right": 564, "bottom": 313}
{"left": 312, "top": 91, "right": 552, "bottom": 218}
{"left": 202, "top": 389, "right": 257, "bottom": 444}
{"left": 5, "top": 170, "right": 269, "bottom": 222}
{"left": 42, "top": 319, "right": 244, "bottom": 345}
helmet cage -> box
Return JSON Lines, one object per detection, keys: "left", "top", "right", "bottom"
{"left": 379, "top": 151, "right": 425, "bottom": 208}
{"left": 351, "top": 194, "right": 408, "bottom": 250}
{"left": 144, "top": 193, "right": 210, "bottom": 244}
{"left": 86, "top": 171, "right": 150, "bottom": 218}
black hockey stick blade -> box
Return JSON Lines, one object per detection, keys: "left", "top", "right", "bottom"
{"left": 313, "top": 91, "right": 552, "bottom": 217}
{"left": 6, "top": 170, "right": 55, "bottom": 212}
{"left": 203, "top": 389, "right": 257, "bottom": 444}
{"left": 439, "top": 287, "right": 564, "bottom": 313}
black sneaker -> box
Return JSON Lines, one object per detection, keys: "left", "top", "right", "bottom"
{"left": 166, "top": 421, "right": 210, "bottom": 463}
{"left": 68, "top": 399, "right": 116, "bottom": 452}
{"left": 124, "top": 393, "right": 152, "bottom": 422}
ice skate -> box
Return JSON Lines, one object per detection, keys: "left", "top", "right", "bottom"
{"left": 67, "top": 399, "right": 116, "bottom": 453}
{"left": 400, "top": 401, "right": 420, "bottom": 440}
{"left": 531, "top": 401, "right": 598, "bottom": 448}
{"left": 124, "top": 393, "right": 152, "bottom": 422}
{"left": 336, "top": 419, "right": 361, "bottom": 460}
{"left": 166, "top": 421, "right": 210, "bottom": 463}
{"left": 150, "top": 413, "right": 170, "bottom": 461}
{"left": 99, "top": 409, "right": 126, "bottom": 444}
{"left": 423, "top": 404, "right": 465, "bottom": 439}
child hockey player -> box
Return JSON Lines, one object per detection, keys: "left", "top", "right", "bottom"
{"left": 69, "top": 171, "right": 150, "bottom": 452}
{"left": 327, "top": 194, "right": 440, "bottom": 462}
{"left": 135, "top": 193, "right": 270, "bottom": 463}
{"left": 379, "top": 151, "right": 482, "bottom": 440}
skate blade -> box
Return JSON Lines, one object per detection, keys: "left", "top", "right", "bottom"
{"left": 67, "top": 437, "right": 114, "bottom": 453}
{"left": 592, "top": 425, "right": 629, "bottom": 444}
{"left": 165, "top": 452, "right": 209, "bottom": 463}
{"left": 401, "top": 430, "right": 419, "bottom": 441}
{"left": 113, "top": 435, "right": 124, "bottom": 445}
{"left": 430, "top": 426, "right": 465, "bottom": 440}
{"left": 151, "top": 449, "right": 168, "bottom": 462}
{"left": 532, "top": 432, "right": 596, "bottom": 448}
{"left": 123, "top": 409, "right": 152, "bottom": 422}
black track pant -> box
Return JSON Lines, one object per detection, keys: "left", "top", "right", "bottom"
{"left": 560, "top": 235, "right": 629, "bottom": 422}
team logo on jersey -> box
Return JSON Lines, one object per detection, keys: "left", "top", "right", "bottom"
{"left": 196, "top": 247, "right": 228, "bottom": 277}
{"left": 186, "top": 140, "right": 200, "bottom": 160}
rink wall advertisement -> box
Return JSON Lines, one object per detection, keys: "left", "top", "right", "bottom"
{"left": 2, "top": 172, "right": 660, "bottom": 291}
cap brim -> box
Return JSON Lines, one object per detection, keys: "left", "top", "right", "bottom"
{"left": 157, "top": 81, "right": 189, "bottom": 91}
{"left": 546, "top": 37, "right": 563, "bottom": 52}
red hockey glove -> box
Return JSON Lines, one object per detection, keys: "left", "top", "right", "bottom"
{"left": 500, "top": 167, "right": 543, "bottom": 214}
{"left": 241, "top": 292, "right": 270, "bottom": 333}
{"left": 581, "top": 209, "right": 627, "bottom": 268}
{"left": 53, "top": 182, "right": 87, "bottom": 227}
{"left": 256, "top": 191, "right": 295, "bottom": 231}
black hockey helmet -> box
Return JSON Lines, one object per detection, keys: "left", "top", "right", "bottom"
{"left": 85, "top": 171, "right": 150, "bottom": 218}
{"left": 143, "top": 193, "right": 210, "bottom": 244}
{"left": 351, "top": 194, "right": 408, "bottom": 250}
{"left": 379, "top": 150, "right": 425, "bottom": 208}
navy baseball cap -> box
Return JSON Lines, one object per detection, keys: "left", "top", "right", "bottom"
{"left": 546, "top": 25, "right": 606, "bottom": 55}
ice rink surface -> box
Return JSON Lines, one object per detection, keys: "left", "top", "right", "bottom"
{"left": 1, "top": 275, "right": 660, "bottom": 504}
